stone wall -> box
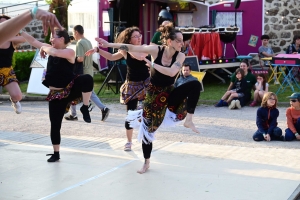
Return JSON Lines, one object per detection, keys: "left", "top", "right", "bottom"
{"left": 264, "top": 0, "right": 300, "bottom": 53}
{"left": 18, "top": 20, "right": 45, "bottom": 50}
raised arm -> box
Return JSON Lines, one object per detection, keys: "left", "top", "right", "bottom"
{"left": 0, "top": 8, "right": 62, "bottom": 45}
{"left": 10, "top": 36, "right": 26, "bottom": 48}
{"left": 85, "top": 47, "right": 123, "bottom": 61}
{"left": 96, "top": 38, "right": 158, "bottom": 57}
{"left": 20, "top": 32, "right": 51, "bottom": 49}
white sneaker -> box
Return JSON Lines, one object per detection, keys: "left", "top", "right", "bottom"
{"left": 274, "top": 80, "right": 280, "bottom": 85}
{"left": 11, "top": 99, "right": 22, "bottom": 114}
{"left": 235, "top": 99, "right": 241, "bottom": 109}
{"left": 228, "top": 100, "right": 236, "bottom": 110}
{"left": 124, "top": 142, "right": 132, "bottom": 151}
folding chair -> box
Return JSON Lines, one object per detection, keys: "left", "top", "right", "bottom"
{"left": 190, "top": 71, "right": 206, "bottom": 92}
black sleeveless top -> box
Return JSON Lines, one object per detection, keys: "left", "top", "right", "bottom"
{"left": 43, "top": 56, "right": 75, "bottom": 88}
{"left": 126, "top": 52, "right": 149, "bottom": 82}
{"left": 0, "top": 42, "right": 15, "bottom": 68}
{"left": 150, "top": 46, "right": 179, "bottom": 87}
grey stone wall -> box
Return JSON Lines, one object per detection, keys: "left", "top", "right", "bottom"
{"left": 17, "top": 20, "right": 45, "bottom": 50}
{"left": 264, "top": 0, "right": 300, "bottom": 53}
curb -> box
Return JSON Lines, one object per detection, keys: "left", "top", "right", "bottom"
{"left": 0, "top": 94, "right": 291, "bottom": 107}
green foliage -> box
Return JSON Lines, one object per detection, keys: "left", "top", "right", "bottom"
{"left": 12, "top": 52, "right": 35, "bottom": 81}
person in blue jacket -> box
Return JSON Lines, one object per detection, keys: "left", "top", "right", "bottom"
{"left": 252, "top": 92, "right": 284, "bottom": 141}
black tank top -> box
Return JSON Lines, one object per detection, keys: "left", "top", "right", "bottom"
{"left": 126, "top": 52, "right": 149, "bottom": 81}
{"left": 150, "top": 46, "right": 179, "bottom": 87}
{"left": 43, "top": 56, "right": 75, "bottom": 88}
{"left": 0, "top": 42, "right": 15, "bottom": 68}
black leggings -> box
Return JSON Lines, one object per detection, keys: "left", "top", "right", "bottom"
{"left": 168, "top": 81, "right": 201, "bottom": 114}
{"left": 49, "top": 75, "right": 93, "bottom": 145}
{"left": 142, "top": 81, "right": 201, "bottom": 159}
{"left": 125, "top": 98, "right": 138, "bottom": 130}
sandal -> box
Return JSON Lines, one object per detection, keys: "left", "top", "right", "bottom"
{"left": 249, "top": 101, "right": 257, "bottom": 107}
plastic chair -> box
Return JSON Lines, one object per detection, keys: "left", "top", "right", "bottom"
{"left": 190, "top": 71, "right": 206, "bottom": 92}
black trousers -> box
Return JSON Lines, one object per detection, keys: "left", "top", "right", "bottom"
{"left": 49, "top": 75, "right": 93, "bottom": 145}
{"left": 125, "top": 98, "right": 138, "bottom": 130}
{"left": 142, "top": 80, "right": 201, "bottom": 159}
{"left": 168, "top": 81, "right": 201, "bottom": 114}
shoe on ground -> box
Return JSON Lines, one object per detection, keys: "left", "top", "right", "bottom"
{"left": 80, "top": 105, "right": 91, "bottom": 123}
{"left": 249, "top": 101, "right": 257, "bottom": 107}
{"left": 64, "top": 114, "right": 78, "bottom": 121}
{"left": 102, "top": 107, "right": 110, "bottom": 121}
{"left": 46, "top": 154, "right": 60, "bottom": 162}
{"left": 222, "top": 101, "right": 229, "bottom": 106}
{"left": 235, "top": 99, "right": 241, "bottom": 109}
{"left": 215, "top": 100, "right": 224, "bottom": 107}
{"left": 228, "top": 100, "right": 236, "bottom": 110}
{"left": 124, "top": 142, "right": 132, "bottom": 151}
{"left": 10, "top": 98, "right": 22, "bottom": 114}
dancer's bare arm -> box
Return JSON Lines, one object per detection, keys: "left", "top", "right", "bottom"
{"left": 144, "top": 52, "right": 185, "bottom": 77}
{"left": 85, "top": 47, "right": 123, "bottom": 61}
{"left": 40, "top": 46, "right": 75, "bottom": 63}
{"left": 0, "top": 8, "right": 62, "bottom": 45}
{"left": 20, "top": 32, "right": 51, "bottom": 49}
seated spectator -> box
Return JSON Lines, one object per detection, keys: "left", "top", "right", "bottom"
{"left": 259, "top": 35, "right": 275, "bottom": 59}
{"left": 285, "top": 93, "right": 300, "bottom": 141}
{"left": 253, "top": 92, "right": 283, "bottom": 141}
{"left": 250, "top": 73, "right": 269, "bottom": 107}
{"left": 215, "top": 68, "right": 247, "bottom": 109}
{"left": 216, "top": 59, "right": 256, "bottom": 107}
{"left": 286, "top": 35, "right": 300, "bottom": 82}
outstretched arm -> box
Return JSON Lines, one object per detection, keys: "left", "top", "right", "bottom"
{"left": 0, "top": 8, "right": 62, "bottom": 45}
{"left": 96, "top": 38, "right": 158, "bottom": 57}
{"left": 85, "top": 47, "right": 124, "bottom": 61}
{"left": 20, "top": 32, "right": 51, "bottom": 49}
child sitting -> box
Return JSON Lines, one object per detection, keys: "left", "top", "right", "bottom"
{"left": 215, "top": 68, "right": 247, "bottom": 109}
{"left": 285, "top": 92, "right": 300, "bottom": 141}
{"left": 252, "top": 92, "right": 283, "bottom": 141}
{"left": 250, "top": 73, "right": 269, "bottom": 107}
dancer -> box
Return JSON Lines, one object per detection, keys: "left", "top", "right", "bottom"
{"left": 20, "top": 29, "right": 93, "bottom": 162}
{"left": 96, "top": 24, "right": 200, "bottom": 174}
{"left": 252, "top": 92, "right": 283, "bottom": 141}
{"left": 0, "top": 7, "right": 62, "bottom": 45}
{"left": 86, "top": 26, "right": 150, "bottom": 151}
{"left": 64, "top": 25, "right": 110, "bottom": 122}
{"left": 0, "top": 15, "right": 27, "bottom": 114}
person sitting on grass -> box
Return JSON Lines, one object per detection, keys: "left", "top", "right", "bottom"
{"left": 252, "top": 92, "right": 283, "bottom": 142}
{"left": 215, "top": 68, "right": 247, "bottom": 110}
{"left": 250, "top": 73, "right": 269, "bottom": 107}
{"left": 285, "top": 93, "right": 300, "bottom": 141}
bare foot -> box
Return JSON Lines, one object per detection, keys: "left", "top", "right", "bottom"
{"left": 137, "top": 161, "right": 150, "bottom": 174}
{"left": 184, "top": 121, "right": 200, "bottom": 133}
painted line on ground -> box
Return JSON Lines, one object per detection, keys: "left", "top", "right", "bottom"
{"left": 38, "top": 159, "right": 136, "bottom": 200}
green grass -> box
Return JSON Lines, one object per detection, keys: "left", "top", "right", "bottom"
{"left": 2, "top": 73, "right": 298, "bottom": 103}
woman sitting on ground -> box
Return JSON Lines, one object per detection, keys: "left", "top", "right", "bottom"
{"left": 250, "top": 73, "right": 269, "bottom": 107}
{"left": 252, "top": 92, "right": 283, "bottom": 141}
{"left": 215, "top": 68, "right": 247, "bottom": 109}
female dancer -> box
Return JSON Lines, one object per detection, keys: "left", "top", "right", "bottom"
{"left": 20, "top": 29, "right": 93, "bottom": 162}
{"left": 96, "top": 24, "right": 201, "bottom": 173}
{"left": 86, "top": 26, "right": 150, "bottom": 151}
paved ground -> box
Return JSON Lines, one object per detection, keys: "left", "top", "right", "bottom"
{"left": 1, "top": 101, "right": 300, "bottom": 200}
